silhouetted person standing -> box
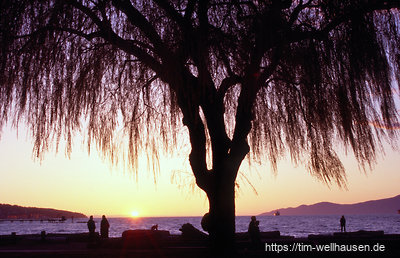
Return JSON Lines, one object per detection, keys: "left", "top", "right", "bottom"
{"left": 248, "top": 216, "right": 261, "bottom": 247}
{"left": 340, "top": 215, "right": 346, "bottom": 232}
{"left": 100, "top": 215, "right": 110, "bottom": 238}
{"left": 87, "top": 216, "right": 96, "bottom": 240}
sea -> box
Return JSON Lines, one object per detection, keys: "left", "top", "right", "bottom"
{"left": 1, "top": 215, "right": 399, "bottom": 238}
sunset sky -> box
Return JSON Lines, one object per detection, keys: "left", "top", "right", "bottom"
{"left": 0, "top": 122, "right": 399, "bottom": 218}
{"left": 1, "top": 1, "right": 400, "bottom": 222}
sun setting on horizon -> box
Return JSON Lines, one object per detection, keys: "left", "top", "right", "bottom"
{"left": 131, "top": 211, "right": 140, "bottom": 218}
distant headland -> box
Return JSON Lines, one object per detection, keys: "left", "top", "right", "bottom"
{"left": 260, "top": 194, "right": 400, "bottom": 216}
{"left": 0, "top": 204, "right": 87, "bottom": 219}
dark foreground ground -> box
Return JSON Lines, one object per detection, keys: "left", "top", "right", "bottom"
{"left": 0, "top": 230, "right": 399, "bottom": 258}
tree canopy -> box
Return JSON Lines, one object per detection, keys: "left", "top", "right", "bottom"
{"left": 1, "top": 0, "right": 399, "bottom": 187}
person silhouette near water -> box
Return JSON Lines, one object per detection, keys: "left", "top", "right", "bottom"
{"left": 340, "top": 215, "right": 346, "bottom": 232}
{"left": 248, "top": 216, "right": 261, "bottom": 246}
{"left": 87, "top": 216, "right": 96, "bottom": 240}
{"left": 100, "top": 215, "right": 110, "bottom": 238}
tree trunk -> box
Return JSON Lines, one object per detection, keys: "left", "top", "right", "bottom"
{"left": 206, "top": 177, "right": 236, "bottom": 256}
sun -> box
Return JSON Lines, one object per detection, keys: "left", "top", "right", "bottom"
{"left": 130, "top": 211, "right": 139, "bottom": 218}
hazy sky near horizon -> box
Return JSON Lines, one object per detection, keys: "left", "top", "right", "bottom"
{"left": 0, "top": 122, "right": 399, "bottom": 218}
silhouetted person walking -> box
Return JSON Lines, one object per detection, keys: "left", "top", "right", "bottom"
{"left": 100, "top": 215, "right": 110, "bottom": 238}
{"left": 87, "top": 215, "right": 96, "bottom": 240}
{"left": 340, "top": 215, "right": 346, "bottom": 232}
{"left": 248, "top": 216, "right": 261, "bottom": 247}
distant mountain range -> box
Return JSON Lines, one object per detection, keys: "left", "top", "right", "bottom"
{"left": 260, "top": 194, "right": 400, "bottom": 216}
{"left": 0, "top": 204, "right": 87, "bottom": 219}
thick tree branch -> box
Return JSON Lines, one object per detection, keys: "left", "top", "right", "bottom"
{"left": 187, "top": 115, "right": 211, "bottom": 191}
{"left": 171, "top": 72, "right": 211, "bottom": 191}
{"left": 66, "top": 0, "right": 104, "bottom": 28}
{"left": 198, "top": 0, "right": 210, "bottom": 34}
{"left": 15, "top": 26, "right": 102, "bottom": 41}
{"left": 111, "top": 0, "right": 171, "bottom": 60}
{"left": 183, "top": 2, "right": 233, "bottom": 171}
{"left": 288, "top": 0, "right": 400, "bottom": 43}
{"left": 153, "top": 0, "right": 187, "bottom": 29}
{"left": 217, "top": 75, "right": 241, "bottom": 98}
{"left": 64, "top": 1, "right": 165, "bottom": 76}
{"left": 201, "top": 97, "right": 231, "bottom": 173}
{"left": 184, "top": 0, "right": 196, "bottom": 21}
{"left": 288, "top": 0, "right": 314, "bottom": 26}
{"left": 228, "top": 46, "right": 282, "bottom": 176}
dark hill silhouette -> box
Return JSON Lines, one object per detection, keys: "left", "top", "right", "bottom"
{"left": 0, "top": 204, "right": 87, "bottom": 219}
{"left": 260, "top": 194, "right": 400, "bottom": 216}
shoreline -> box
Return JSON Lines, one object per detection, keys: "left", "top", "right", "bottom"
{"left": 1, "top": 230, "right": 399, "bottom": 257}
{"left": 2, "top": 214, "right": 399, "bottom": 239}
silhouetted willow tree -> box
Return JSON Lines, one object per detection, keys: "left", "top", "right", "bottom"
{"left": 1, "top": 0, "right": 400, "bottom": 252}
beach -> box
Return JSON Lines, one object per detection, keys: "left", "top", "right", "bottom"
{"left": 1, "top": 216, "right": 399, "bottom": 257}
{"left": 1, "top": 229, "right": 399, "bottom": 258}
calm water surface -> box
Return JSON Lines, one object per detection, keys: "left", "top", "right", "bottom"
{"left": 1, "top": 215, "right": 399, "bottom": 238}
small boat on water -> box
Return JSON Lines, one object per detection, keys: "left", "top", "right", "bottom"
{"left": 274, "top": 211, "right": 280, "bottom": 216}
